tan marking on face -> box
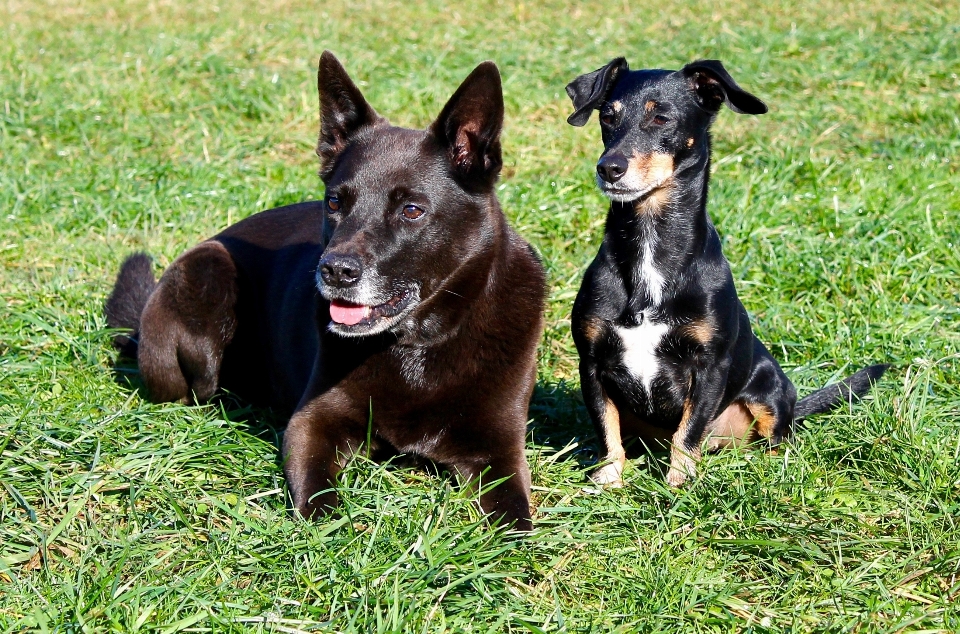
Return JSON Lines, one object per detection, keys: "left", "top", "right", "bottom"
{"left": 628, "top": 152, "right": 676, "bottom": 215}
{"left": 746, "top": 403, "right": 778, "bottom": 439}
{"left": 667, "top": 397, "right": 700, "bottom": 486}
{"left": 611, "top": 101, "right": 623, "bottom": 112}
{"left": 633, "top": 185, "right": 672, "bottom": 216}
{"left": 645, "top": 100, "right": 657, "bottom": 112}
{"left": 628, "top": 152, "right": 675, "bottom": 188}
{"left": 686, "top": 137, "right": 695, "bottom": 148}
{"left": 704, "top": 401, "right": 757, "bottom": 451}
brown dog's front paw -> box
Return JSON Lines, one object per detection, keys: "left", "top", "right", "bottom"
{"left": 290, "top": 489, "right": 339, "bottom": 521}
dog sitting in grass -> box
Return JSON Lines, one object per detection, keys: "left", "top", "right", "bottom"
{"left": 565, "top": 57, "right": 887, "bottom": 487}
{"left": 106, "top": 52, "right": 545, "bottom": 530}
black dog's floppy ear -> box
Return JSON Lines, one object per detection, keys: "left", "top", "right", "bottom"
{"left": 565, "top": 57, "right": 628, "bottom": 127}
{"left": 430, "top": 61, "right": 504, "bottom": 186}
{"left": 681, "top": 60, "right": 767, "bottom": 115}
{"left": 316, "top": 51, "right": 385, "bottom": 178}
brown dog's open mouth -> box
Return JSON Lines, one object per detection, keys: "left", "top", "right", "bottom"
{"left": 329, "top": 290, "right": 412, "bottom": 328}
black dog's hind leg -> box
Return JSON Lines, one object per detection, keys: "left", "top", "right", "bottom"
{"left": 667, "top": 354, "right": 732, "bottom": 486}
{"left": 736, "top": 339, "right": 798, "bottom": 446}
{"left": 137, "top": 240, "right": 239, "bottom": 403}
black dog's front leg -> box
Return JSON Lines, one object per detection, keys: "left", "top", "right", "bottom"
{"left": 667, "top": 355, "right": 731, "bottom": 486}
{"left": 580, "top": 360, "right": 627, "bottom": 486}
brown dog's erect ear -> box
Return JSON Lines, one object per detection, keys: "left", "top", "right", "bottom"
{"left": 430, "top": 61, "right": 504, "bottom": 187}
{"left": 681, "top": 60, "right": 768, "bottom": 115}
{"left": 316, "top": 51, "right": 385, "bottom": 178}
{"left": 565, "top": 57, "right": 628, "bottom": 127}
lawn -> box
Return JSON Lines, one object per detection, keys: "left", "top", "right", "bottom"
{"left": 2, "top": 0, "right": 959, "bottom": 631}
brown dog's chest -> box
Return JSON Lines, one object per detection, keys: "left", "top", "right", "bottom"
{"left": 310, "top": 343, "right": 489, "bottom": 458}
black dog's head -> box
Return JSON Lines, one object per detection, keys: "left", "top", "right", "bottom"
{"left": 313, "top": 51, "right": 504, "bottom": 338}
{"left": 566, "top": 59, "right": 767, "bottom": 203}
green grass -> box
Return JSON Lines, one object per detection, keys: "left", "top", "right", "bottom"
{"left": 2, "top": 0, "right": 959, "bottom": 631}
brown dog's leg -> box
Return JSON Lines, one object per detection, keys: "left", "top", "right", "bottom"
{"left": 138, "top": 241, "right": 238, "bottom": 403}
{"left": 283, "top": 403, "right": 364, "bottom": 519}
{"left": 453, "top": 451, "right": 532, "bottom": 531}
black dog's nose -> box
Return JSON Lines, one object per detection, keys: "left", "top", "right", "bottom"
{"left": 319, "top": 253, "right": 363, "bottom": 288}
{"left": 597, "top": 153, "right": 628, "bottom": 183}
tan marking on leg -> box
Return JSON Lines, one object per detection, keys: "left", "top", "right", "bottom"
{"left": 667, "top": 398, "right": 700, "bottom": 486}
{"left": 591, "top": 394, "right": 626, "bottom": 487}
{"left": 746, "top": 403, "right": 777, "bottom": 439}
{"left": 680, "top": 317, "right": 715, "bottom": 346}
{"left": 580, "top": 316, "right": 604, "bottom": 343}
{"left": 704, "top": 401, "right": 756, "bottom": 451}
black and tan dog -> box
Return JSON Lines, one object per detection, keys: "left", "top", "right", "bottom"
{"left": 106, "top": 52, "right": 545, "bottom": 530}
{"left": 565, "top": 58, "right": 886, "bottom": 487}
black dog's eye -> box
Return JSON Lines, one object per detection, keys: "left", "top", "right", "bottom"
{"left": 652, "top": 115, "right": 669, "bottom": 126}
{"left": 402, "top": 204, "right": 424, "bottom": 220}
{"left": 326, "top": 196, "right": 341, "bottom": 212}
{"left": 600, "top": 113, "right": 615, "bottom": 126}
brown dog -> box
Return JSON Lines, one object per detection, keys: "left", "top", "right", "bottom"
{"left": 106, "top": 52, "right": 546, "bottom": 530}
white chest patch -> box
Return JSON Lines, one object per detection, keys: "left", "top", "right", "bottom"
{"left": 616, "top": 316, "right": 670, "bottom": 396}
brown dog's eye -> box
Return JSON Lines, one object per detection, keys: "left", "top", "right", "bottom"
{"left": 326, "top": 196, "right": 341, "bottom": 212}
{"left": 600, "top": 113, "right": 615, "bottom": 126}
{"left": 652, "top": 115, "right": 669, "bottom": 126}
{"left": 402, "top": 204, "right": 424, "bottom": 220}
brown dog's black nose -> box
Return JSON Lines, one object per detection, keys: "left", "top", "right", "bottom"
{"left": 597, "top": 153, "right": 628, "bottom": 183}
{"left": 319, "top": 253, "right": 363, "bottom": 288}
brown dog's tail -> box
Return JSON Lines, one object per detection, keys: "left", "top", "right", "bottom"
{"left": 794, "top": 364, "right": 888, "bottom": 424}
{"left": 105, "top": 253, "right": 157, "bottom": 358}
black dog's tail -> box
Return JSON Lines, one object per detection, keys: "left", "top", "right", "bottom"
{"left": 104, "top": 253, "right": 157, "bottom": 358}
{"left": 795, "top": 364, "right": 889, "bottom": 424}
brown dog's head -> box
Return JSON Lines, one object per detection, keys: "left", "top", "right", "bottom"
{"left": 313, "top": 51, "right": 505, "bottom": 338}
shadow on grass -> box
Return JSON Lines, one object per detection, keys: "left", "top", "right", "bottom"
{"left": 528, "top": 380, "right": 671, "bottom": 477}
{"left": 112, "top": 353, "right": 667, "bottom": 478}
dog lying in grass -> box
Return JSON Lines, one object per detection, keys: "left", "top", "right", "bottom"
{"left": 106, "top": 52, "right": 545, "bottom": 530}
{"left": 565, "top": 57, "right": 887, "bottom": 487}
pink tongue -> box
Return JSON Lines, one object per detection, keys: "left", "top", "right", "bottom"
{"left": 329, "top": 300, "right": 371, "bottom": 326}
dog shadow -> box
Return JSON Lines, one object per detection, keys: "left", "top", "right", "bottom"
{"left": 527, "top": 380, "right": 670, "bottom": 478}
{"left": 111, "top": 356, "right": 668, "bottom": 479}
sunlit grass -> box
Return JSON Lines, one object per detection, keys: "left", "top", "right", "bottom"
{"left": 2, "top": 0, "right": 958, "bottom": 631}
